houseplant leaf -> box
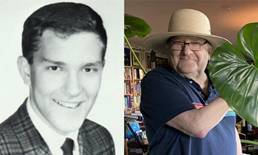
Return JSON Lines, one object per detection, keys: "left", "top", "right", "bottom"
{"left": 124, "top": 14, "right": 151, "bottom": 74}
{"left": 125, "top": 14, "right": 151, "bottom": 38}
{"left": 208, "top": 23, "right": 258, "bottom": 126}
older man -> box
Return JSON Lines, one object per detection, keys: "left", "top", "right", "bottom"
{"left": 141, "top": 9, "right": 242, "bottom": 155}
{"left": 0, "top": 2, "right": 114, "bottom": 155}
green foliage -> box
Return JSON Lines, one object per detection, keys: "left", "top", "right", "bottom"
{"left": 125, "top": 14, "right": 151, "bottom": 38}
{"left": 208, "top": 23, "right": 258, "bottom": 126}
{"left": 124, "top": 14, "right": 151, "bottom": 74}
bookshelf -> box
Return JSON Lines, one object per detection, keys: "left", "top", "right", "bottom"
{"left": 124, "top": 47, "right": 169, "bottom": 155}
{"left": 124, "top": 47, "right": 144, "bottom": 111}
{"left": 124, "top": 47, "right": 169, "bottom": 111}
{"left": 124, "top": 47, "right": 149, "bottom": 155}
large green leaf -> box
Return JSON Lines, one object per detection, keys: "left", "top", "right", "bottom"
{"left": 208, "top": 23, "right": 258, "bottom": 126}
{"left": 125, "top": 14, "right": 151, "bottom": 38}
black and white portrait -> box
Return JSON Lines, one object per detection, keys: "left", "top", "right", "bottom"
{"left": 0, "top": 0, "right": 123, "bottom": 154}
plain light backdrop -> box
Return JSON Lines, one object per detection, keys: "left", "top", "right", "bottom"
{"left": 0, "top": 0, "right": 124, "bottom": 154}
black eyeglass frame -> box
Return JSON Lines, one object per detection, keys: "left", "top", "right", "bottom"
{"left": 167, "top": 38, "right": 209, "bottom": 51}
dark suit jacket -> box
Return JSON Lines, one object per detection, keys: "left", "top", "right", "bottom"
{"left": 0, "top": 101, "right": 115, "bottom": 155}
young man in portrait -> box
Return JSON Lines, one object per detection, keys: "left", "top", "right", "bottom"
{"left": 0, "top": 2, "right": 115, "bottom": 155}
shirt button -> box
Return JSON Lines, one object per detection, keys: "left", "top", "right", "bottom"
{"left": 189, "top": 81, "right": 193, "bottom": 84}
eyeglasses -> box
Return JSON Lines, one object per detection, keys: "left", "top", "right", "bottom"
{"left": 169, "top": 40, "right": 208, "bottom": 51}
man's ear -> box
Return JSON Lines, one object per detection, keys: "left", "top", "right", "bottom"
{"left": 17, "top": 56, "right": 31, "bottom": 85}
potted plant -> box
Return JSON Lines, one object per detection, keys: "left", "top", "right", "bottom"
{"left": 208, "top": 22, "right": 258, "bottom": 145}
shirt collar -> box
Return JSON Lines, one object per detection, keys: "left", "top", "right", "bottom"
{"left": 26, "top": 98, "right": 79, "bottom": 154}
{"left": 168, "top": 67, "right": 217, "bottom": 101}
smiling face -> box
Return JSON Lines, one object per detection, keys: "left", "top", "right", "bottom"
{"left": 18, "top": 30, "right": 104, "bottom": 134}
{"left": 168, "top": 36, "right": 212, "bottom": 78}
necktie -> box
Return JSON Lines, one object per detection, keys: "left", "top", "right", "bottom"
{"left": 61, "top": 138, "right": 74, "bottom": 155}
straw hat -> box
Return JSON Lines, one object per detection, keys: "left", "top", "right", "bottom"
{"left": 144, "top": 9, "right": 230, "bottom": 52}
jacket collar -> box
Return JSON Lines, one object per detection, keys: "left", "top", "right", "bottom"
{"left": 10, "top": 99, "right": 51, "bottom": 154}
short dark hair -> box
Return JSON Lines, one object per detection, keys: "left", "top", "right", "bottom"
{"left": 22, "top": 2, "right": 107, "bottom": 64}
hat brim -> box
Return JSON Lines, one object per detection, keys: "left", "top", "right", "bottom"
{"left": 144, "top": 32, "right": 231, "bottom": 53}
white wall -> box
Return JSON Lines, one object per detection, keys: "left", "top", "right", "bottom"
{"left": 0, "top": 0, "right": 124, "bottom": 154}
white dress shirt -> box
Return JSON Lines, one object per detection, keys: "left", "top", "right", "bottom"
{"left": 26, "top": 98, "right": 80, "bottom": 155}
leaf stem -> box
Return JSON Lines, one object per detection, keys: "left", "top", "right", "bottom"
{"left": 241, "top": 139, "right": 258, "bottom": 145}
{"left": 124, "top": 36, "right": 147, "bottom": 74}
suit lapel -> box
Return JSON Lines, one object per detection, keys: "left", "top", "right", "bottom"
{"left": 78, "top": 127, "right": 91, "bottom": 155}
{"left": 10, "top": 100, "right": 52, "bottom": 154}
{"left": 78, "top": 119, "right": 97, "bottom": 155}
